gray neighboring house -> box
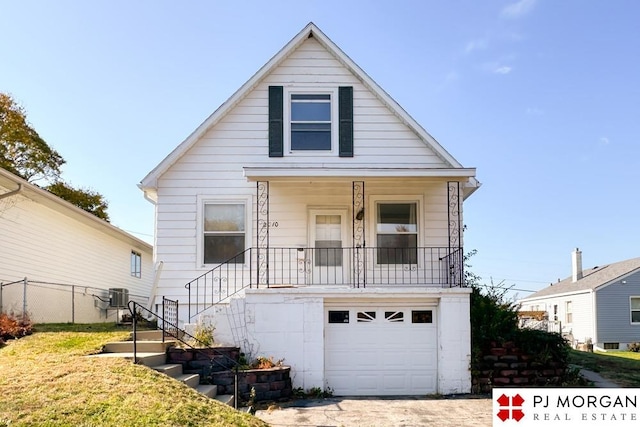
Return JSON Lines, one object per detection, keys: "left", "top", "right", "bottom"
{"left": 519, "top": 248, "right": 640, "bottom": 351}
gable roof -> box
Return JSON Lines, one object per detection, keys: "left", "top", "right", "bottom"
{"left": 0, "top": 168, "right": 152, "bottom": 251}
{"left": 140, "top": 22, "right": 479, "bottom": 195}
{"left": 521, "top": 256, "right": 640, "bottom": 301}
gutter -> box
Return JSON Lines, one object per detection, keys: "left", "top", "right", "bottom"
{"left": 0, "top": 183, "right": 22, "bottom": 200}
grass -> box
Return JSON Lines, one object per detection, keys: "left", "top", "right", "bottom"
{"left": 568, "top": 349, "right": 640, "bottom": 388}
{"left": 0, "top": 323, "right": 268, "bottom": 427}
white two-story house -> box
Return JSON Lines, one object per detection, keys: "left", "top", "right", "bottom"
{"left": 140, "top": 22, "right": 480, "bottom": 396}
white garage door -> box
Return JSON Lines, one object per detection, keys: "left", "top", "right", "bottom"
{"left": 324, "top": 303, "right": 437, "bottom": 396}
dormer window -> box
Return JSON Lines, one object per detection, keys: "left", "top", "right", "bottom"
{"left": 291, "top": 94, "right": 331, "bottom": 150}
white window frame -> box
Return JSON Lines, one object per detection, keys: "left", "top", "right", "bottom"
{"left": 130, "top": 251, "right": 141, "bottom": 278}
{"left": 565, "top": 301, "right": 573, "bottom": 324}
{"left": 284, "top": 86, "right": 339, "bottom": 155}
{"left": 630, "top": 296, "right": 640, "bottom": 325}
{"left": 369, "top": 195, "right": 423, "bottom": 265}
{"left": 196, "top": 195, "right": 252, "bottom": 268}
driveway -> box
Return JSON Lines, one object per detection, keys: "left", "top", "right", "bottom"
{"left": 255, "top": 395, "right": 493, "bottom": 427}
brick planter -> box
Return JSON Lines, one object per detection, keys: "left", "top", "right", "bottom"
{"left": 166, "top": 346, "right": 240, "bottom": 373}
{"left": 210, "top": 366, "right": 292, "bottom": 403}
{"left": 473, "top": 342, "right": 566, "bottom": 393}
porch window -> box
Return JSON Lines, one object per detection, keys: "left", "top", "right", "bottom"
{"left": 203, "top": 203, "right": 245, "bottom": 264}
{"left": 376, "top": 202, "right": 418, "bottom": 264}
{"left": 631, "top": 297, "right": 640, "bottom": 323}
{"left": 290, "top": 94, "right": 331, "bottom": 150}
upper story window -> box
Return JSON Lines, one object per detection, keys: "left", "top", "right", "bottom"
{"left": 291, "top": 94, "right": 331, "bottom": 150}
{"left": 269, "top": 86, "right": 353, "bottom": 157}
{"left": 204, "top": 203, "right": 246, "bottom": 264}
{"left": 130, "top": 251, "right": 141, "bottom": 278}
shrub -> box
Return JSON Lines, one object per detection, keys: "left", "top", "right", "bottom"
{"left": 628, "top": 342, "right": 640, "bottom": 352}
{"left": 250, "top": 356, "right": 284, "bottom": 369}
{"left": 189, "top": 322, "right": 215, "bottom": 348}
{"left": 0, "top": 312, "right": 33, "bottom": 343}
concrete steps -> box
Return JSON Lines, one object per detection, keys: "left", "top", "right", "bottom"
{"left": 97, "top": 330, "right": 230, "bottom": 403}
{"left": 103, "top": 340, "right": 176, "bottom": 353}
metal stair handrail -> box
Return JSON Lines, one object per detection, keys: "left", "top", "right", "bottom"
{"left": 185, "top": 248, "right": 254, "bottom": 321}
{"left": 127, "top": 300, "right": 240, "bottom": 409}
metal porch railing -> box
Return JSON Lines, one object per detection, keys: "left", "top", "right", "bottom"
{"left": 185, "top": 246, "right": 463, "bottom": 320}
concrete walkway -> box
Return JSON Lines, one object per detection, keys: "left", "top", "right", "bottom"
{"left": 579, "top": 368, "right": 621, "bottom": 388}
{"left": 255, "top": 371, "right": 620, "bottom": 426}
{"left": 255, "top": 395, "right": 493, "bottom": 427}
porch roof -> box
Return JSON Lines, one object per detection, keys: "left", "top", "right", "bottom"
{"left": 243, "top": 165, "right": 476, "bottom": 180}
{"left": 244, "top": 165, "right": 478, "bottom": 197}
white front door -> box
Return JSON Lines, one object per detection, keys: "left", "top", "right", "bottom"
{"left": 309, "top": 209, "right": 348, "bottom": 284}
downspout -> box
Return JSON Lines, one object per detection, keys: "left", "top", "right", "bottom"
{"left": 0, "top": 183, "right": 23, "bottom": 200}
{"left": 591, "top": 289, "right": 598, "bottom": 349}
{"left": 146, "top": 261, "right": 164, "bottom": 313}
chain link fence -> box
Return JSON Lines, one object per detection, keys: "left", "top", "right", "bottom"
{"left": 0, "top": 278, "right": 148, "bottom": 323}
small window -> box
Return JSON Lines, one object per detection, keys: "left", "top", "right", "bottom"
{"left": 328, "top": 310, "right": 349, "bottom": 323}
{"left": 357, "top": 311, "right": 376, "bottom": 322}
{"left": 376, "top": 203, "right": 418, "bottom": 264}
{"left": 291, "top": 94, "right": 331, "bottom": 150}
{"left": 314, "top": 215, "right": 342, "bottom": 267}
{"left": 385, "top": 311, "right": 404, "bottom": 322}
{"left": 565, "top": 301, "right": 573, "bottom": 324}
{"left": 130, "top": 251, "right": 141, "bottom": 278}
{"left": 631, "top": 297, "right": 640, "bottom": 323}
{"left": 204, "top": 203, "right": 245, "bottom": 264}
{"left": 604, "top": 343, "right": 619, "bottom": 350}
{"left": 412, "top": 310, "right": 433, "bottom": 323}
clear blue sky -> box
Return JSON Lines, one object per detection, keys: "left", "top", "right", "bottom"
{"left": 1, "top": 1, "right": 639, "bottom": 298}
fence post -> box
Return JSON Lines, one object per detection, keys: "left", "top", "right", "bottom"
{"left": 71, "top": 285, "right": 75, "bottom": 324}
{"left": 22, "top": 277, "right": 27, "bottom": 322}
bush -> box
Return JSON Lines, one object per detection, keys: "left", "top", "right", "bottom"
{"left": 628, "top": 342, "right": 640, "bottom": 352}
{"left": 189, "top": 322, "right": 215, "bottom": 347}
{"left": 469, "top": 282, "right": 571, "bottom": 390}
{"left": 249, "top": 356, "right": 284, "bottom": 369}
{"left": 0, "top": 312, "right": 33, "bottom": 344}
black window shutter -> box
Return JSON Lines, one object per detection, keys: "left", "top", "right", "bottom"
{"left": 268, "top": 86, "right": 284, "bottom": 157}
{"left": 339, "top": 86, "right": 354, "bottom": 157}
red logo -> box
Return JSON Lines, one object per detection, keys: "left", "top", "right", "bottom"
{"left": 496, "top": 393, "right": 525, "bottom": 422}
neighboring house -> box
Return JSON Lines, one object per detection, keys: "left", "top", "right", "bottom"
{"left": 140, "top": 23, "right": 480, "bottom": 396}
{"left": 0, "top": 167, "right": 154, "bottom": 323}
{"left": 519, "top": 248, "right": 640, "bottom": 351}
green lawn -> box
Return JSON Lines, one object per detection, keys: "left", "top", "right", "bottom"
{"left": 568, "top": 349, "right": 640, "bottom": 388}
{"left": 0, "top": 323, "right": 268, "bottom": 427}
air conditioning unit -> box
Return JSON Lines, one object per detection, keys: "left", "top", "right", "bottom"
{"left": 108, "top": 288, "right": 129, "bottom": 308}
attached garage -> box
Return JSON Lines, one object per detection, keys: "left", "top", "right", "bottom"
{"left": 324, "top": 300, "right": 438, "bottom": 395}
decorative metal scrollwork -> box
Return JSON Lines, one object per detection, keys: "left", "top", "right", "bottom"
{"left": 257, "top": 181, "right": 269, "bottom": 287}
{"left": 352, "top": 181, "right": 365, "bottom": 288}
{"left": 447, "top": 181, "right": 461, "bottom": 251}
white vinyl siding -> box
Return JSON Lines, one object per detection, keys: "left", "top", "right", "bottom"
{"left": 520, "top": 293, "right": 593, "bottom": 344}
{"left": 0, "top": 188, "right": 153, "bottom": 320}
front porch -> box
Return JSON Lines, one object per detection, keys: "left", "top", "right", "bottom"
{"left": 184, "top": 178, "right": 467, "bottom": 320}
